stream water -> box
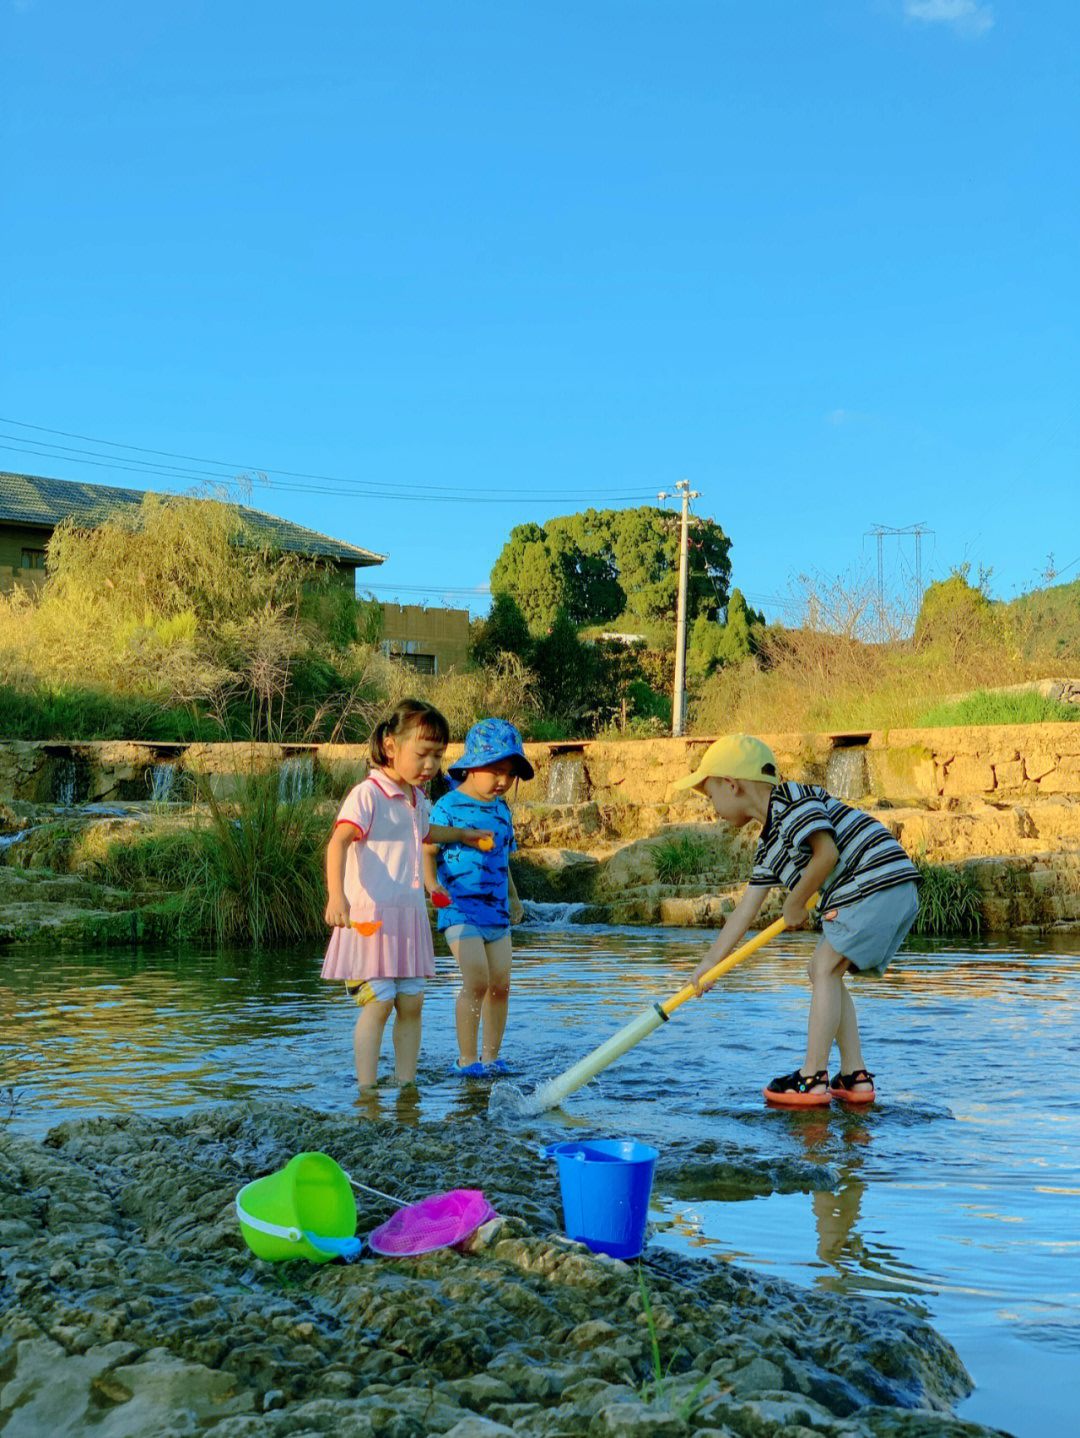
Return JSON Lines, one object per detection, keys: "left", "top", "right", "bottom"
{"left": 2, "top": 923, "right": 1077, "bottom": 1437}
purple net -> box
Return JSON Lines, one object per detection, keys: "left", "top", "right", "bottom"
{"left": 367, "top": 1189, "right": 496, "bottom": 1257}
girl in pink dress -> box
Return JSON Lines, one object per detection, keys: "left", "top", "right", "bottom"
{"left": 323, "top": 699, "right": 488, "bottom": 1092}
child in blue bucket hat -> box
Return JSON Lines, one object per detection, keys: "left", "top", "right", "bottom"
{"left": 425, "top": 719, "right": 533, "bottom": 1077}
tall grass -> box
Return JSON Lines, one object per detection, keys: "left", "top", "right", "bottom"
{"left": 349, "top": 646, "right": 538, "bottom": 738}
{"left": 181, "top": 771, "right": 327, "bottom": 946}
{"left": 688, "top": 563, "right": 1080, "bottom": 736}
{"left": 913, "top": 860, "right": 983, "bottom": 937}
{"left": 0, "top": 684, "right": 224, "bottom": 741}
{"left": 690, "top": 629, "right": 1077, "bottom": 737}
{"left": 94, "top": 828, "right": 203, "bottom": 890}
{"left": 918, "top": 691, "right": 1080, "bottom": 727}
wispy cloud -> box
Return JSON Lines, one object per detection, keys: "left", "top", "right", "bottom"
{"left": 826, "top": 409, "right": 874, "bottom": 427}
{"left": 904, "top": 1, "right": 995, "bottom": 38}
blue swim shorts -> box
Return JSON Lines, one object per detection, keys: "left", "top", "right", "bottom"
{"left": 821, "top": 882, "right": 919, "bottom": 973}
{"left": 443, "top": 923, "right": 511, "bottom": 946}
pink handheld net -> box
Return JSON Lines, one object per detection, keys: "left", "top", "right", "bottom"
{"left": 367, "top": 1189, "right": 496, "bottom": 1257}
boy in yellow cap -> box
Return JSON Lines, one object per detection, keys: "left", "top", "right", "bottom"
{"left": 674, "top": 735, "right": 919, "bottom": 1107}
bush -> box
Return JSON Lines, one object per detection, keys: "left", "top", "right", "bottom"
{"left": 526, "top": 718, "right": 574, "bottom": 741}
{"left": 180, "top": 771, "right": 328, "bottom": 946}
{"left": 913, "top": 860, "right": 983, "bottom": 936}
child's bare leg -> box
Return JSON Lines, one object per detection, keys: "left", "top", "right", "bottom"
{"left": 479, "top": 935, "right": 513, "bottom": 1062}
{"left": 803, "top": 938, "right": 848, "bottom": 1079}
{"left": 353, "top": 999, "right": 394, "bottom": 1088}
{"left": 391, "top": 992, "right": 424, "bottom": 1083}
{"left": 451, "top": 936, "right": 490, "bottom": 1065}
{"left": 804, "top": 941, "right": 873, "bottom": 1093}
{"left": 835, "top": 979, "right": 869, "bottom": 1084}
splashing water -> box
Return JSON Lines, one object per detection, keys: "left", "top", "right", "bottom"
{"left": 486, "top": 1082, "right": 533, "bottom": 1120}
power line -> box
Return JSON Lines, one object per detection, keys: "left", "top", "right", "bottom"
{"left": 363, "top": 583, "right": 490, "bottom": 597}
{"left": 0, "top": 418, "right": 661, "bottom": 503}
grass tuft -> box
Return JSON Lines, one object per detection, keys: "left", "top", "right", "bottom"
{"left": 913, "top": 860, "right": 983, "bottom": 936}
{"left": 179, "top": 770, "right": 327, "bottom": 947}
{"left": 651, "top": 833, "right": 730, "bottom": 886}
{"left": 918, "top": 690, "right": 1080, "bottom": 727}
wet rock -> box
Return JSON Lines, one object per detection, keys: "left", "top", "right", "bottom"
{"left": 441, "top": 1373, "right": 515, "bottom": 1408}
{"left": 730, "top": 1355, "right": 785, "bottom": 1396}
{"left": 443, "top": 1418, "right": 518, "bottom": 1438}
{"left": 0, "top": 1337, "right": 141, "bottom": 1438}
{"left": 588, "top": 1400, "right": 689, "bottom": 1437}
{"left": 0, "top": 1104, "right": 1013, "bottom": 1438}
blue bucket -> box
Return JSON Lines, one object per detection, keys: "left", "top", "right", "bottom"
{"left": 545, "top": 1139, "right": 658, "bottom": 1260}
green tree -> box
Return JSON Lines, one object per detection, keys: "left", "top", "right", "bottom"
{"left": 469, "top": 592, "right": 533, "bottom": 666}
{"left": 489, "top": 523, "right": 571, "bottom": 630}
{"left": 530, "top": 609, "right": 598, "bottom": 724}
{"left": 490, "top": 506, "right": 731, "bottom": 633}
{"left": 688, "top": 589, "right": 765, "bottom": 677}
{"left": 915, "top": 566, "right": 998, "bottom": 663}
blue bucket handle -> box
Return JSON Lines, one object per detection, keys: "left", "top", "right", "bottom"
{"left": 541, "top": 1140, "right": 655, "bottom": 1163}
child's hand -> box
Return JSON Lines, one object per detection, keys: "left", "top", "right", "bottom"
{"left": 429, "top": 886, "right": 452, "bottom": 909}
{"left": 509, "top": 895, "right": 525, "bottom": 925}
{"left": 325, "top": 898, "right": 351, "bottom": 928}
{"left": 690, "top": 958, "right": 716, "bottom": 995}
{"left": 463, "top": 829, "right": 495, "bottom": 851}
{"left": 782, "top": 894, "right": 811, "bottom": 929}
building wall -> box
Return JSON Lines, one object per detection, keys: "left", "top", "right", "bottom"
{"left": 0, "top": 523, "right": 51, "bottom": 595}
{"left": 380, "top": 602, "right": 470, "bottom": 675}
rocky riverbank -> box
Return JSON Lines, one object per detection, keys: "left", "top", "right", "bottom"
{"left": 0, "top": 1103, "right": 1011, "bottom": 1438}
{"left": 4, "top": 790, "right": 1080, "bottom": 945}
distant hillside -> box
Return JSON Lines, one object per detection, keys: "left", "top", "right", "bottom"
{"left": 1005, "top": 577, "right": 1080, "bottom": 658}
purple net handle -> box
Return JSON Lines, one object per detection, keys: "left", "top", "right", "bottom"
{"left": 343, "top": 1171, "right": 407, "bottom": 1208}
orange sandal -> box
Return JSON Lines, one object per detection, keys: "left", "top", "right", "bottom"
{"left": 764, "top": 1068, "right": 832, "bottom": 1108}
{"left": 830, "top": 1069, "right": 876, "bottom": 1104}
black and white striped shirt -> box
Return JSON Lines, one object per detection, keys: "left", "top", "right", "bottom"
{"left": 750, "top": 782, "right": 919, "bottom": 910}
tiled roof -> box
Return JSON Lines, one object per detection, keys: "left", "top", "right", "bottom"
{"left": 0, "top": 472, "right": 386, "bottom": 567}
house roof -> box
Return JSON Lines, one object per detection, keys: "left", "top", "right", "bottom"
{"left": 0, "top": 472, "right": 386, "bottom": 567}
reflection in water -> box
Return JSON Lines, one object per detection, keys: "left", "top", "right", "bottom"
{"left": 2, "top": 929, "right": 1079, "bottom": 1438}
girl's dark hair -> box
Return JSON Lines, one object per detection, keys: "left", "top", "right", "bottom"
{"left": 369, "top": 699, "right": 450, "bottom": 767}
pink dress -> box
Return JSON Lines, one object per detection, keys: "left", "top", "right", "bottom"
{"left": 321, "top": 770, "right": 435, "bottom": 982}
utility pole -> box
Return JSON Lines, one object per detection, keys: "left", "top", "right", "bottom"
{"left": 658, "top": 479, "right": 701, "bottom": 737}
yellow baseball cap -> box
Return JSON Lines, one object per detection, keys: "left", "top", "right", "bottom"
{"left": 671, "top": 734, "right": 780, "bottom": 793}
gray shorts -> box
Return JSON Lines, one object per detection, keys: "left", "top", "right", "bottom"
{"left": 443, "top": 923, "right": 510, "bottom": 945}
{"left": 821, "top": 882, "right": 919, "bottom": 973}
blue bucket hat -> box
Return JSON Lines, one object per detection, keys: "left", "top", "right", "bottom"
{"left": 448, "top": 718, "right": 534, "bottom": 782}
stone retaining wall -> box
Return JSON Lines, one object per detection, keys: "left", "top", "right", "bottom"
{"left": 4, "top": 724, "right": 1080, "bottom": 804}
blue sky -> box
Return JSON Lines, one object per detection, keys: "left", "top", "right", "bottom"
{"left": 3, "top": 0, "right": 1077, "bottom": 622}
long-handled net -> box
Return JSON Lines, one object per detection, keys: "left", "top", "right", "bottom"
{"left": 499, "top": 899, "right": 816, "bottom": 1117}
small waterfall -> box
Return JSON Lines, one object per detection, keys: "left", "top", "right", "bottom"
{"left": 546, "top": 755, "right": 586, "bottom": 805}
{"left": 520, "top": 899, "right": 587, "bottom": 927}
{"left": 279, "top": 755, "right": 315, "bottom": 803}
{"left": 0, "top": 828, "right": 35, "bottom": 856}
{"left": 51, "top": 757, "right": 82, "bottom": 806}
{"left": 825, "top": 746, "right": 869, "bottom": 802}
{"left": 149, "top": 762, "right": 178, "bottom": 803}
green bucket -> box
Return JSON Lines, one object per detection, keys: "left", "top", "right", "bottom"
{"left": 236, "top": 1152, "right": 357, "bottom": 1263}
